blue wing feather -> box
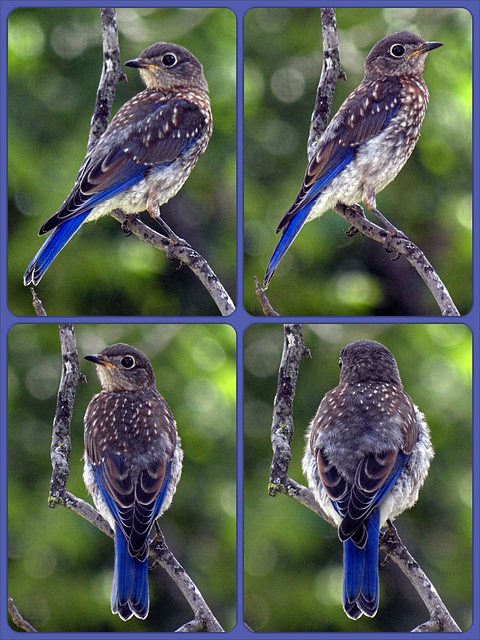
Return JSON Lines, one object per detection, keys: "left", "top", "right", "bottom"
{"left": 264, "top": 77, "right": 403, "bottom": 286}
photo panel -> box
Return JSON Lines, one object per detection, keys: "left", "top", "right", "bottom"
{"left": 8, "top": 322, "right": 236, "bottom": 632}
{"left": 244, "top": 6, "right": 472, "bottom": 316}
{"left": 8, "top": 6, "right": 236, "bottom": 316}
{"left": 244, "top": 323, "right": 472, "bottom": 632}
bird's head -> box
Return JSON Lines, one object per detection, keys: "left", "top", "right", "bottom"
{"left": 364, "top": 31, "right": 443, "bottom": 80}
{"left": 84, "top": 343, "right": 156, "bottom": 392}
{"left": 338, "top": 339, "right": 402, "bottom": 385}
{"left": 125, "top": 42, "right": 209, "bottom": 94}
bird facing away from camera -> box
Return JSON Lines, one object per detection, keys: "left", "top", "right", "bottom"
{"left": 302, "top": 339, "right": 433, "bottom": 619}
{"left": 264, "top": 31, "right": 443, "bottom": 287}
{"left": 24, "top": 42, "right": 212, "bottom": 286}
{"left": 83, "top": 343, "right": 183, "bottom": 620}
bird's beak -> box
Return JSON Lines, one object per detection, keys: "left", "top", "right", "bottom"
{"left": 409, "top": 41, "right": 443, "bottom": 57}
{"left": 84, "top": 354, "right": 118, "bottom": 370}
{"left": 125, "top": 58, "right": 154, "bottom": 69}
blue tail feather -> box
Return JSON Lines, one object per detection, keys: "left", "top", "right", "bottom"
{"left": 23, "top": 211, "right": 91, "bottom": 286}
{"left": 264, "top": 200, "right": 316, "bottom": 288}
{"left": 111, "top": 526, "right": 149, "bottom": 621}
{"left": 342, "top": 509, "right": 380, "bottom": 619}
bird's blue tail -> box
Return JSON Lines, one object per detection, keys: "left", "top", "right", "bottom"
{"left": 23, "top": 211, "right": 91, "bottom": 286}
{"left": 111, "top": 526, "right": 149, "bottom": 621}
{"left": 264, "top": 201, "right": 315, "bottom": 288}
{"left": 342, "top": 509, "right": 380, "bottom": 619}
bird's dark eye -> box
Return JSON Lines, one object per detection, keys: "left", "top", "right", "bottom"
{"left": 338, "top": 357, "right": 343, "bottom": 368}
{"left": 390, "top": 44, "right": 405, "bottom": 57}
{"left": 162, "top": 53, "right": 177, "bottom": 67}
{"left": 121, "top": 356, "right": 135, "bottom": 369}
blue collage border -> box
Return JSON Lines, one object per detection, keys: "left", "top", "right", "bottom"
{"left": 1, "top": 1, "right": 478, "bottom": 639}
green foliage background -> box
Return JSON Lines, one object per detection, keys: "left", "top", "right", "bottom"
{"left": 244, "top": 7, "right": 472, "bottom": 316}
{"left": 8, "top": 323, "right": 236, "bottom": 632}
{"left": 8, "top": 7, "right": 236, "bottom": 316}
{"left": 244, "top": 323, "right": 471, "bottom": 632}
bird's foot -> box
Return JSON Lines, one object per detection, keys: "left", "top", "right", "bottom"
{"left": 121, "top": 213, "right": 140, "bottom": 236}
{"left": 370, "top": 207, "right": 408, "bottom": 250}
{"left": 337, "top": 203, "right": 366, "bottom": 236}
{"left": 154, "top": 216, "right": 191, "bottom": 259}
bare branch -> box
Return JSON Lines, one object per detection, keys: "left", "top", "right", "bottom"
{"left": 29, "top": 287, "right": 47, "bottom": 316}
{"left": 88, "top": 8, "right": 126, "bottom": 149}
{"left": 8, "top": 596, "right": 37, "bottom": 632}
{"left": 151, "top": 530, "right": 224, "bottom": 632}
{"left": 335, "top": 203, "right": 460, "bottom": 316}
{"left": 307, "top": 8, "right": 345, "bottom": 158}
{"left": 268, "top": 324, "right": 335, "bottom": 526}
{"left": 48, "top": 324, "right": 84, "bottom": 508}
{"left": 380, "top": 523, "right": 461, "bottom": 632}
{"left": 254, "top": 276, "right": 279, "bottom": 316}
{"left": 110, "top": 210, "right": 235, "bottom": 316}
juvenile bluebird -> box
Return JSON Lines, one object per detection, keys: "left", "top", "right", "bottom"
{"left": 302, "top": 339, "right": 433, "bottom": 619}
{"left": 264, "top": 31, "right": 443, "bottom": 287}
{"left": 83, "top": 343, "right": 183, "bottom": 620}
{"left": 24, "top": 42, "right": 212, "bottom": 286}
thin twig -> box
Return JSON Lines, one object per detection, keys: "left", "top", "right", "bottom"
{"left": 380, "top": 523, "right": 461, "bottom": 632}
{"left": 48, "top": 324, "right": 84, "bottom": 508}
{"left": 307, "top": 8, "right": 345, "bottom": 158}
{"left": 335, "top": 203, "right": 460, "bottom": 316}
{"left": 254, "top": 276, "right": 279, "bottom": 316}
{"left": 8, "top": 596, "right": 37, "bottom": 632}
{"left": 29, "top": 288, "right": 47, "bottom": 316}
{"left": 110, "top": 210, "right": 235, "bottom": 316}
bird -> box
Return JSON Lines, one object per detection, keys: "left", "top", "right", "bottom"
{"left": 83, "top": 343, "right": 183, "bottom": 620}
{"left": 302, "top": 339, "right": 433, "bottom": 619}
{"left": 24, "top": 42, "right": 212, "bottom": 286}
{"left": 264, "top": 31, "right": 443, "bottom": 288}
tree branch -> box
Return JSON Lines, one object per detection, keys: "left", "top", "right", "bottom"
{"left": 307, "top": 8, "right": 345, "bottom": 159}
{"left": 150, "top": 529, "right": 224, "bottom": 632}
{"left": 335, "top": 203, "right": 460, "bottom": 316}
{"left": 8, "top": 596, "right": 37, "bottom": 632}
{"left": 267, "top": 324, "right": 333, "bottom": 526}
{"left": 380, "top": 524, "right": 461, "bottom": 632}
{"left": 110, "top": 210, "right": 235, "bottom": 316}
{"left": 45, "top": 324, "right": 223, "bottom": 631}
{"left": 88, "top": 7, "right": 126, "bottom": 149}
{"left": 48, "top": 324, "right": 84, "bottom": 508}
{"left": 268, "top": 324, "right": 460, "bottom": 630}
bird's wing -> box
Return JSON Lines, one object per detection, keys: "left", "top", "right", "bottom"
{"left": 276, "top": 76, "right": 402, "bottom": 233}
{"left": 312, "top": 382, "right": 418, "bottom": 545}
{"left": 85, "top": 393, "right": 177, "bottom": 560}
{"left": 40, "top": 92, "right": 209, "bottom": 234}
